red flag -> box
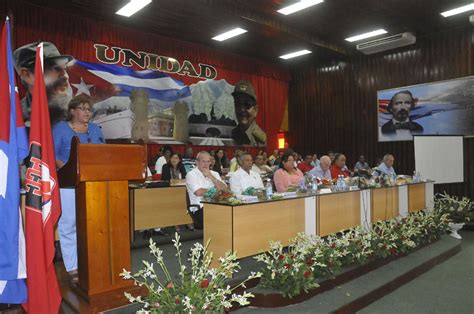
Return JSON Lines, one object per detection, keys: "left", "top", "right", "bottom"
{"left": 23, "top": 43, "right": 62, "bottom": 313}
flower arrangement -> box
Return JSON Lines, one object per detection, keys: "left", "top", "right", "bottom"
{"left": 434, "top": 192, "right": 473, "bottom": 223}
{"left": 242, "top": 187, "right": 256, "bottom": 196}
{"left": 254, "top": 238, "right": 320, "bottom": 298}
{"left": 203, "top": 187, "right": 241, "bottom": 204}
{"left": 121, "top": 233, "right": 261, "bottom": 313}
{"left": 326, "top": 227, "right": 374, "bottom": 265}
{"left": 254, "top": 208, "right": 449, "bottom": 298}
{"left": 371, "top": 209, "right": 449, "bottom": 257}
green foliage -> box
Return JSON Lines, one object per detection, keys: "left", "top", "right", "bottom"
{"left": 434, "top": 192, "right": 473, "bottom": 223}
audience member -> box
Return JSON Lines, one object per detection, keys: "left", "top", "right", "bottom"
{"left": 261, "top": 151, "right": 269, "bottom": 166}
{"left": 154, "top": 145, "right": 172, "bottom": 175}
{"left": 377, "top": 154, "right": 396, "bottom": 176}
{"left": 229, "top": 152, "right": 264, "bottom": 195}
{"left": 229, "top": 149, "right": 243, "bottom": 172}
{"left": 268, "top": 149, "right": 279, "bottom": 165}
{"left": 161, "top": 152, "right": 187, "bottom": 181}
{"left": 327, "top": 151, "right": 335, "bottom": 163}
{"left": 186, "top": 151, "right": 227, "bottom": 228}
{"left": 215, "top": 148, "right": 230, "bottom": 174}
{"left": 161, "top": 152, "right": 188, "bottom": 232}
{"left": 308, "top": 155, "right": 332, "bottom": 180}
{"left": 354, "top": 154, "right": 372, "bottom": 177}
{"left": 311, "top": 153, "right": 320, "bottom": 167}
{"left": 210, "top": 155, "right": 222, "bottom": 176}
{"left": 182, "top": 147, "right": 196, "bottom": 173}
{"left": 273, "top": 150, "right": 284, "bottom": 167}
{"left": 330, "top": 153, "right": 351, "bottom": 178}
{"left": 273, "top": 150, "right": 304, "bottom": 192}
{"left": 294, "top": 152, "right": 302, "bottom": 164}
{"left": 252, "top": 154, "right": 273, "bottom": 175}
{"left": 297, "top": 154, "right": 314, "bottom": 173}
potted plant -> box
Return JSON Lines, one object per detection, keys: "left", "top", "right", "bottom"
{"left": 434, "top": 193, "right": 473, "bottom": 239}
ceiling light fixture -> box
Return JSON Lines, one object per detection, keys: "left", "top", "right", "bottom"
{"left": 212, "top": 28, "right": 247, "bottom": 41}
{"left": 279, "top": 49, "right": 312, "bottom": 59}
{"left": 345, "top": 29, "right": 388, "bottom": 42}
{"left": 440, "top": 3, "right": 474, "bottom": 17}
{"left": 277, "top": 0, "right": 324, "bottom": 16}
{"left": 116, "top": 0, "right": 152, "bottom": 17}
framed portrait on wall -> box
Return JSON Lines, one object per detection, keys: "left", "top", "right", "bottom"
{"left": 377, "top": 76, "right": 474, "bottom": 142}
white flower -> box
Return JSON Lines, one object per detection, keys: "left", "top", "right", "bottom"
{"left": 121, "top": 269, "right": 132, "bottom": 280}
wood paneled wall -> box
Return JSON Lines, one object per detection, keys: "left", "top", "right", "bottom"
{"left": 289, "top": 26, "right": 473, "bottom": 198}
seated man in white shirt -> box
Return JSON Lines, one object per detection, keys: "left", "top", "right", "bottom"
{"left": 377, "top": 154, "right": 396, "bottom": 176}
{"left": 230, "top": 152, "right": 264, "bottom": 195}
{"left": 252, "top": 154, "right": 273, "bottom": 175}
{"left": 186, "top": 151, "right": 227, "bottom": 229}
{"left": 154, "top": 145, "right": 172, "bottom": 175}
{"left": 308, "top": 155, "right": 332, "bottom": 180}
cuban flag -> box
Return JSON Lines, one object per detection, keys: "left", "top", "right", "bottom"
{"left": 67, "top": 60, "right": 191, "bottom": 139}
{"left": 378, "top": 98, "right": 465, "bottom": 126}
{"left": 0, "top": 17, "right": 29, "bottom": 304}
{"left": 67, "top": 59, "right": 191, "bottom": 104}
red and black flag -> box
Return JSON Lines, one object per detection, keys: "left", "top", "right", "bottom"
{"left": 23, "top": 43, "right": 62, "bottom": 313}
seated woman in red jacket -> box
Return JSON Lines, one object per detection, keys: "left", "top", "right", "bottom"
{"left": 330, "top": 153, "right": 351, "bottom": 179}
{"left": 274, "top": 150, "right": 304, "bottom": 192}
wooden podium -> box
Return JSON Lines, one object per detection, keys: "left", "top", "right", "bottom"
{"left": 58, "top": 137, "right": 147, "bottom": 312}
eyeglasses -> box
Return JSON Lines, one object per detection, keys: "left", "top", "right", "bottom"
{"left": 76, "top": 107, "right": 92, "bottom": 112}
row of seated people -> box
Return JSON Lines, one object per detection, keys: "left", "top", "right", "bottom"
{"left": 150, "top": 146, "right": 397, "bottom": 202}
{"left": 151, "top": 146, "right": 396, "bottom": 189}
{"left": 293, "top": 151, "right": 396, "bottom": 179}
{"left": 151, "top": 147, "right": 273, "bottom": 180}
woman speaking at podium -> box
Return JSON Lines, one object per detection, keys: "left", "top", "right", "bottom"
{"left": 52, "top": 95, "right": 105, "bottom": 282}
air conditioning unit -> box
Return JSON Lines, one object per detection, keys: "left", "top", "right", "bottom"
{"left": 356, "top": 32, "right": 416, "bottom": 55}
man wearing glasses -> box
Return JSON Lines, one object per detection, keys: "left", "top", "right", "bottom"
{"left": 230, "top": 80, "right": 267, "bottom": 146}
{"left": 14, "top": 41, "right": 73, "bottom": 126}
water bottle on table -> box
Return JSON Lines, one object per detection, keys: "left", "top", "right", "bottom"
{"left": 311, "top": 175, "right": 318, "bottom": 193}
{"left": 265, "top": 179, "right": 273, "bottom": 200}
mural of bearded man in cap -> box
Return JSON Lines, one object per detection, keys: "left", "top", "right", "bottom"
{"left": 231, "top": 80, "right": 266, "bottom": 146}
{"left": 14, "top": 41, "right": 74, "bottom": 126}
